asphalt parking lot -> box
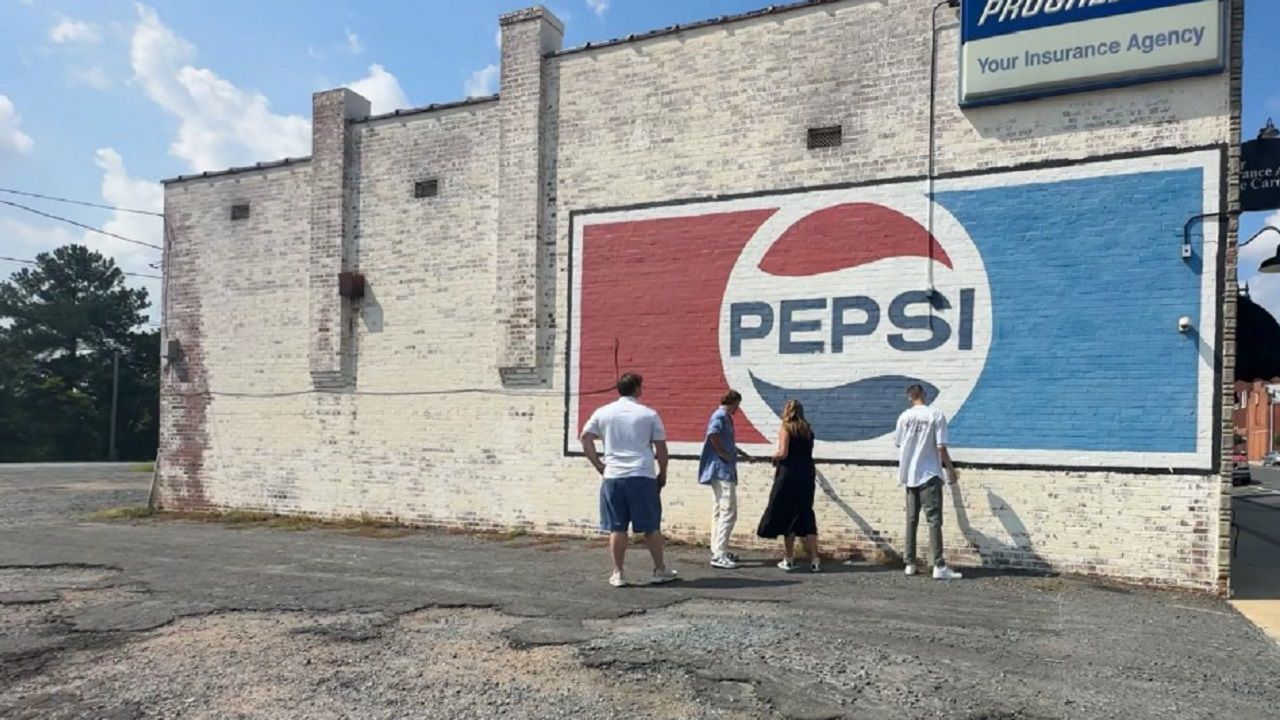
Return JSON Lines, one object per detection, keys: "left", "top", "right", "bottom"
{"left": 1, "top": 464, "right": 1278, "bottom": 720}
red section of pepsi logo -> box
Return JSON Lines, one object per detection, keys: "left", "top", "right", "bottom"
{"left": 757, "top": 203, "right": 952, "bottom": 276}
{"left": 577, "top": 209, "right": 775, "bottom": 444}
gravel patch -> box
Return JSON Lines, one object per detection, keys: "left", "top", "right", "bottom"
{"left": 0, "top": 607, "right": 767, "bottom": 720}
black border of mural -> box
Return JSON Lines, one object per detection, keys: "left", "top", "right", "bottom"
{"left": 561, "top": 143, "right": 1230, "bottom": 476}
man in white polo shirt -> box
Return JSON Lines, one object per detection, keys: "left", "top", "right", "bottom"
{"left": 581, "top": 373, "right": 678, "bottom": 588}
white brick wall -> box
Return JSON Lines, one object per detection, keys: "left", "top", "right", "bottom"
{"left": 159, "top": 0, "right": 1240, "bottom": 592}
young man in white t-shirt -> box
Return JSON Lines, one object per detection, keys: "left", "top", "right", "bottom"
{"left": 893, "top": 383, "right": 963, "bottom": 580}
{"left": 581, "top": 373, "right": 678, "bottom": 588}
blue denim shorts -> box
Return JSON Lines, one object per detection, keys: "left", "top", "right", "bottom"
{"left": 599, "top": 476, "right": 662, "bottom": 533}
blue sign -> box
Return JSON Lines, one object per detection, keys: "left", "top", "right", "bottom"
{"left": 963, "top": 0, "right": 1208, "bottom": 42}
{"left": 959, "top": 0, "right": 1226, "bottom": 106}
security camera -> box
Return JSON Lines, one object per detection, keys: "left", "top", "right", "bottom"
{"left": 1178, "top": 316, "right": 1192, "bottom": 333}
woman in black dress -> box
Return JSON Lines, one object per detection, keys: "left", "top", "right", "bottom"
{"left": 756, "top": 399, "right": 821, "bottom": 572}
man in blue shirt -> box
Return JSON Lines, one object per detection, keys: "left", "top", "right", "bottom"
{"left": 699, "top": 390, "right": 751, "bottom": 569}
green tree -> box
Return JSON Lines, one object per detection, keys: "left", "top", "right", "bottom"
{"left": 0, "top": 245, "right": 157, "bottom": 462}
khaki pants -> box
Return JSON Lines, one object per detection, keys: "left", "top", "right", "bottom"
{"left": 710, "top": 480, "right": 738, "bottom": 558}
{"left": 905, "top": 476, "right": 944, "bottom": 568}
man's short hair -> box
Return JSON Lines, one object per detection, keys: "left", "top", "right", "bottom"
{"left": 906, "top": 384, "right": 926, "bottom": 401}
{"left": 721, "top": 390, "right": 743, "bottom": 406}
{"left": 617, "top": 373, "right": 643, "bottom": 397}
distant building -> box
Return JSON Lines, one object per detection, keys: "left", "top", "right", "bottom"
{"left": 157, "top": 1, "right": 1246, "bottom": 592}
{"left": 1233, "top": 292, "right": 1280, "bottom": 461}
{"left": 1234, "top": 380, "right": 1279, "bottom": 461}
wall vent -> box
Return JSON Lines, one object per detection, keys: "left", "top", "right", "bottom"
{"left": 230, "top": 203, "right": 250, "bottom": 221}
{"left": 807, "top": 125, "right": 843, "bottom": 149}
{"left": 414, "top": 179, "right": 440, "bottom": 198}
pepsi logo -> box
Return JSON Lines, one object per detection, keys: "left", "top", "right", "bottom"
{"left": 718, "top": 190, "right": 991, "bottom": 449}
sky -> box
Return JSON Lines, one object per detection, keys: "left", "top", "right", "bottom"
{"left": 1, "top": 0, "right": 1279, "bottom": 327}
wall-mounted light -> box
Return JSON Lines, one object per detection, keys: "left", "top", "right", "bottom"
{"left": 1243, "top": 226, "right": 1280, "bottom": 275}
{"left": 1260, "top": 245, "right": 1280, "bottom": 275}
{"left": 338, "top": 271, "right": 366, "bottom": 300}
{"left": 1178, "top": 316, "right": 1192, "bottom": 334}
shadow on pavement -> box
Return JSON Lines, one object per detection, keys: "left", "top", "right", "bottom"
{"left": 666, "top": 577, "right": 801, "bottom": 591}
{"left": 1231, "top": 466, "right": 1280, "bottom": 601}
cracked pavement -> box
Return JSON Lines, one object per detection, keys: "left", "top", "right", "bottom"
{"left": 1, "top": 464, "right": 1278, "bottom": 719}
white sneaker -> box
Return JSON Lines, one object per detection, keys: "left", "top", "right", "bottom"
{"left": 609, "top": 572, "right": 627, "bottom": 588}
{"left": 724, "top": 551, "right": 741, "bottom": 562}
{"left": 651, "top": 567, "right": 679, "bottom": 584}
{"left": 932, "top": 566, "right": 963, "bottom": 581}
{"left": 710, "top": 556, "right": 739, "bottom": 570}
{"left": 810, "top": 561, "right": 821, "bottom": 573}
{"left": 777, "top": 559, "right": 796, "bottom": 571}
{"left": 904, "top": 564, "right": 918, "bottom": 576}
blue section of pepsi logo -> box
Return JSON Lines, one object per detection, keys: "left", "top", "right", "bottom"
{"left": 937, "top": 167, "right": 1204, "bottom": 452}
{"left": 962, "top": 0, "right": 1207, "bottom": 43}
{"left": 750, "top": 372, "right": 938, "bottom": 443}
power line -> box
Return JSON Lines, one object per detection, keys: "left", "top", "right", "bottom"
{"left": 0, "top": 199, "right": 163, "bottom": 251}
{"left": 0, "top": 254, "right": 163, "bottom": 280}
{"left": 0, "top": 187, "right": 165, "bottom": 217}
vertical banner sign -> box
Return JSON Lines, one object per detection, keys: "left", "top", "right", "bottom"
{"left": 1241, "top": 138, "right": 1280, "bottom": 212}
{"left": 960, "top": 0, "right": 1226, "bottom": 107}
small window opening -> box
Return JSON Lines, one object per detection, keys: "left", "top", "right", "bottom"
{"left": 230, "top": 203, "right": 250, "bottom": 221}
{"left": 807, "top": 125, "right": 843, "bottom": 149}
{"left": 414, "top": 179, "right": 439, "bottom": 198}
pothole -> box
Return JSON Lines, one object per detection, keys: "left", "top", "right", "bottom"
{"left": 0, "top": 566, "right": 123, "bottom": 595}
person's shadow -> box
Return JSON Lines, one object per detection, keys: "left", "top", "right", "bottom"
{"left": 815, "top": 471, "right": 899, "bottom": 562}
{"left": 949, "top": 482, "right": 1050, "bottom": 573}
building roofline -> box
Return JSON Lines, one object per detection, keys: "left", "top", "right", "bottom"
{"left": 161, "top": 156, "right": 311, "bottom": 185}
{"left": 162, "top": 2, "right": 862, "bottom": 185}
{"left": 161, "top": 94, "right": 501, "bottom": 185}
{"left": 550, "top": 0, "right": 852, "bottom": 58}
{"left": 353, "top": 93, "right": 499, "bottom": 124}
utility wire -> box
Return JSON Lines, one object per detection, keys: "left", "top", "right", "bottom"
{"left": 0, "top": 254, "right": 163, "bottom": 280}
{"left": 0, "top": 199, "right": 163, "bottom": 251}
{"left": 0, "top": 187, "right": 165, "bottom": 217}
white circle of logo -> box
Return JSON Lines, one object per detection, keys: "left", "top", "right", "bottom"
{"left": 718, "top": 188, "right": 991, "bottom": 456}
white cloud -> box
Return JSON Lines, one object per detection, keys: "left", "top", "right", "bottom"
{"left": 463, "top": 64, "right": 498, "bottom": 98}
{"left": 87, "top": 148, "right": 164, "bottom": 320}
{"left": 130, "top": 4, "right": 310, "bottom": 172}
{"left": 0, "top": 216, "right": 80, "bottom": 256}
{"left": 494, "top": 28, "right": 502, "bottom": 48}
{"left": 0, "top": 95, "right": 34, "bottom": 155}
{"left": 346, "top": 30, "right": 363, "bottom": 55}
{"left": 50, "top": 18, "right": 100, "bottom": 43}
{"left": 70, "top": 66, "right": 113, "bottom": 90}
{"left": 586, "top": 0, "right": 609, "bottom": 19}
{"left": 1267, "top": 95, "right": 1280, "bottom": 118}
{"left": 346, "top": 64, "right": 409, "bottom": 115}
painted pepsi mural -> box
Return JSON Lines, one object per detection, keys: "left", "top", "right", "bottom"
{"left": 567, "top": 149, "right": 1222, "bottom": 470}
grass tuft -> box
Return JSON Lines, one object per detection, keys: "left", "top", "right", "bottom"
{"left": 129, "top": 462, "right": 156, "bottom": 473}
{"left": 219, "top": 510, "right": 278, "bottom": 524}
{"left": 87, "top": 505, "right": 157, "bottom": 521}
